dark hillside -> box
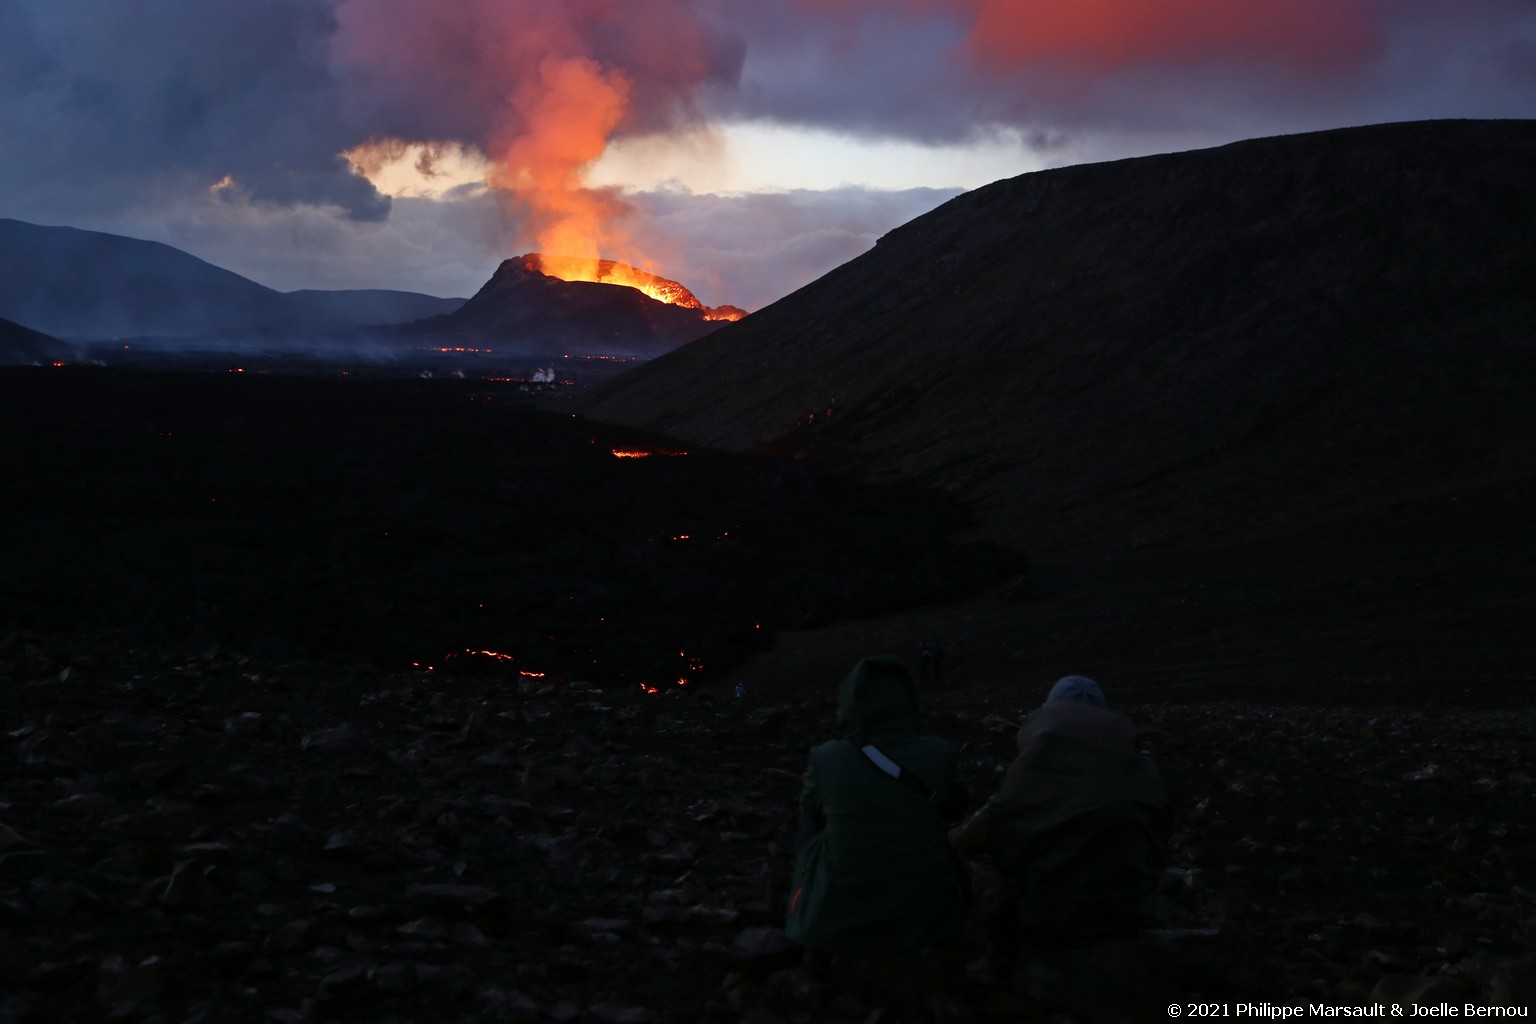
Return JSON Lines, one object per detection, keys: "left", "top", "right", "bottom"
{"left": 0, "top": 218, "right": 291, "bottom": 339}
{"left": 283, "top": 288, "right": 464, "bottom": 326}
{"left": 582, "top": 119, "right": 1536, "bottom": 555}
{"left": 0, "top": 316, "right": 75, "bottom": 364}
{"left": 0, "top": 367, "right": 1012, "bottom": 681}
{"left": 582, "top": 119, "right": 1536, "bottom": 710}
{"left": 0, "top": 219, "right": 463, "bottom": 340}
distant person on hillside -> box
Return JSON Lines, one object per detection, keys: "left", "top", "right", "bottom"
{"left": 785, "top": 655, "right": 969, "bottom": 1008}
{"left": 916, "top": 640, "right": 945, "bottom": 688}
{"left": 951, "top": 675, "right": 1169, "bottom": 988}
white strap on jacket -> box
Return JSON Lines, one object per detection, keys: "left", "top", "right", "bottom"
{"left": 859, "top": 743, "right": 903, "bottom": 779}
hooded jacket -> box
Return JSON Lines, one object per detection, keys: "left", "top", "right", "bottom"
{"left": 953, "top": 700, "right": 1169, "bottom": 939}
{"left": 784, "top": 656, "right": 968, "bottom": 952}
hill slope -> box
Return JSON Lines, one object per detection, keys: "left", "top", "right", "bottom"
{"left": 582, "top": 119, "right": 1536, "bottom": 554}
{"left": 0, "top": 317, "right": 75, "bottom": 365}
{"left": 0, "top": 219, "right": 462, "bottom": 340}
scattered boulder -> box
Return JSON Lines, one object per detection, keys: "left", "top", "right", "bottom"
{"left": 405, "top": 884, "right": 504, "bottom": 918}
{"left": 301, "top": 724, "right": 370, "bottom": 752}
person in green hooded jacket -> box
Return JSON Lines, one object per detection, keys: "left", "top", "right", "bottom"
{"left": 785, "top": 656, "right": 969, "bottom": 959}
{"left": 951, "top": 675, "right": 1169, "bottom": 978}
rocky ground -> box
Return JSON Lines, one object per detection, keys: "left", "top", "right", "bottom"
{"left": 4, "top": 364, "right": 1533, "bottom": 1022}
{"left": 4, "top": 630, "right": 1533, "bottom": 1023}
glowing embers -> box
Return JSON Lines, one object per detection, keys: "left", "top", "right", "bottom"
{"left": 469, "top": 649, "right": 515, "bottom": 662}
{"left": 609, "top": 448, "right": 689, "bottom": 459}
{"left": 646, "top": 650, "right": 703, "bottom": 694}
{"left": 442, "top": 649, "right": 548, "bottom": 679}
{"left": 427, "top": 644, "right": 708, "bottom": 696}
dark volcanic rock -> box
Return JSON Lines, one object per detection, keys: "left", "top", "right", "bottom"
{"left": 582, "top": 119, "right": 1536, "bottom": 555}
{"left": 0, "top": 368, "right": 1014, "bottom": 677}
{"left": 1, "top": 640, "right": 1533, "bottom": 1021}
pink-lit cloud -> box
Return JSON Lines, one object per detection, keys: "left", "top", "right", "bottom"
{"left": 795, "top": 0, "right": 1383, "bottom": 72}
{"left": 329, "top": 0, "right": 742, "bottom": 265}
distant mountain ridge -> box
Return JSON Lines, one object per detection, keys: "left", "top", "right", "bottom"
{"left": 0, "top": 219, "right": 465, "bottom": 341}
{"left": 583, "top": 119, "right": 1536, "bottom": 553}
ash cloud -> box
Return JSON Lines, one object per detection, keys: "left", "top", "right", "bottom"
{"left": 0, "top": 0, "right": 388, "bottom": 223}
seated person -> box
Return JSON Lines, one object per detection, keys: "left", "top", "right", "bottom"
{"left": 952, "top": 675, "right": 1169, "bottom": 970}
{"left": 786, "top": 656, "right": 969, "bottom": 972}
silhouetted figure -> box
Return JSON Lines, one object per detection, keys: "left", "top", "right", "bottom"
{"left": 786, "top": 656, "right": 969, "bottom": 1012}
{"left": 916, "top": 640, "right": 945, "bottom": 688}
{"left": 952, "top": 675, "right": 1170, "bottom": 1013}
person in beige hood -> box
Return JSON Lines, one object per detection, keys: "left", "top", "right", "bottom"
{"left": 951, "top": 675, "right": 1169, "bottom": 980}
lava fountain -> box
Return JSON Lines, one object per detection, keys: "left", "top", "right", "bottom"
{"left": 522, "top": 253, "right": 747, "bottom": 321}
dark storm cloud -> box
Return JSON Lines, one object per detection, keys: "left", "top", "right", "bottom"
{"left": 698, "top": 2, "right": 981, "bottom": 146}
{"left": 0, "top": 0, "right": 387, "bottom": 221}
{"left": 4, "top": 0, "right": 1533, "bottom": 221}
{"left": 703, "top": 0, "right": 1536, "bottom": 154}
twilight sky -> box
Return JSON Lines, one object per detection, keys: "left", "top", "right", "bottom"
{"left": 2, "top": 0, "right": 1533, "bottom": 311}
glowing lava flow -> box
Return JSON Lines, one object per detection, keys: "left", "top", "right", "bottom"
{"left": 522, "top": 253, "right": 746, "bottom": 321}
{"left": 610, "top": 448, "right": 688, "bottom": 458}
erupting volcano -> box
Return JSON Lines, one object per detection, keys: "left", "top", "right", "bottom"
{"left": 522, "top": 254, "right": 746, "bottom": 322}
{"left": 414, "top": 250, "right": 745, "bottom": 357}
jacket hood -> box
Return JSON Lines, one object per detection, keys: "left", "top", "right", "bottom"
{"left": 836, "top": 656, "right": 922, "bottom": 739}
{"left": 1045, "top": 675, "right": 1106, "bottom": 708}
{"left": 1016, "top": 699, "right": 1136, "bottom": 753}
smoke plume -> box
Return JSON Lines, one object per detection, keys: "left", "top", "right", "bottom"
{"left": 331, "top": 0, "right": 743, "bottom": 264}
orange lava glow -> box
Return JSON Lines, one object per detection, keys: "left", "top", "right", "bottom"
{"left": 447, "top": 649, "right": 551, "bottom": 680}
{"left": 610, "top": 448, "right": 689, "bottom": 459}
{"left": 526, "top": 254, "right": 745, "bottom": 319}
{"left": 465, "top": 649, "right": 515, "bottom": 661}
{"left": 530, "top": 253, "right": 702, "bottom": 309}
{"left": 329, "top": 4, "right": 750, "bottom": 329}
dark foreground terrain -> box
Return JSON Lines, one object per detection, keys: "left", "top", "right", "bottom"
{"left": 2, "top": 365, "right": 1534, "bottom": 1021}
{"left": 0, "top": 366, "right": 1013, "bottom": 683}
{"left": 4, "top": 633, "right": 1534, "bottom": 1023}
